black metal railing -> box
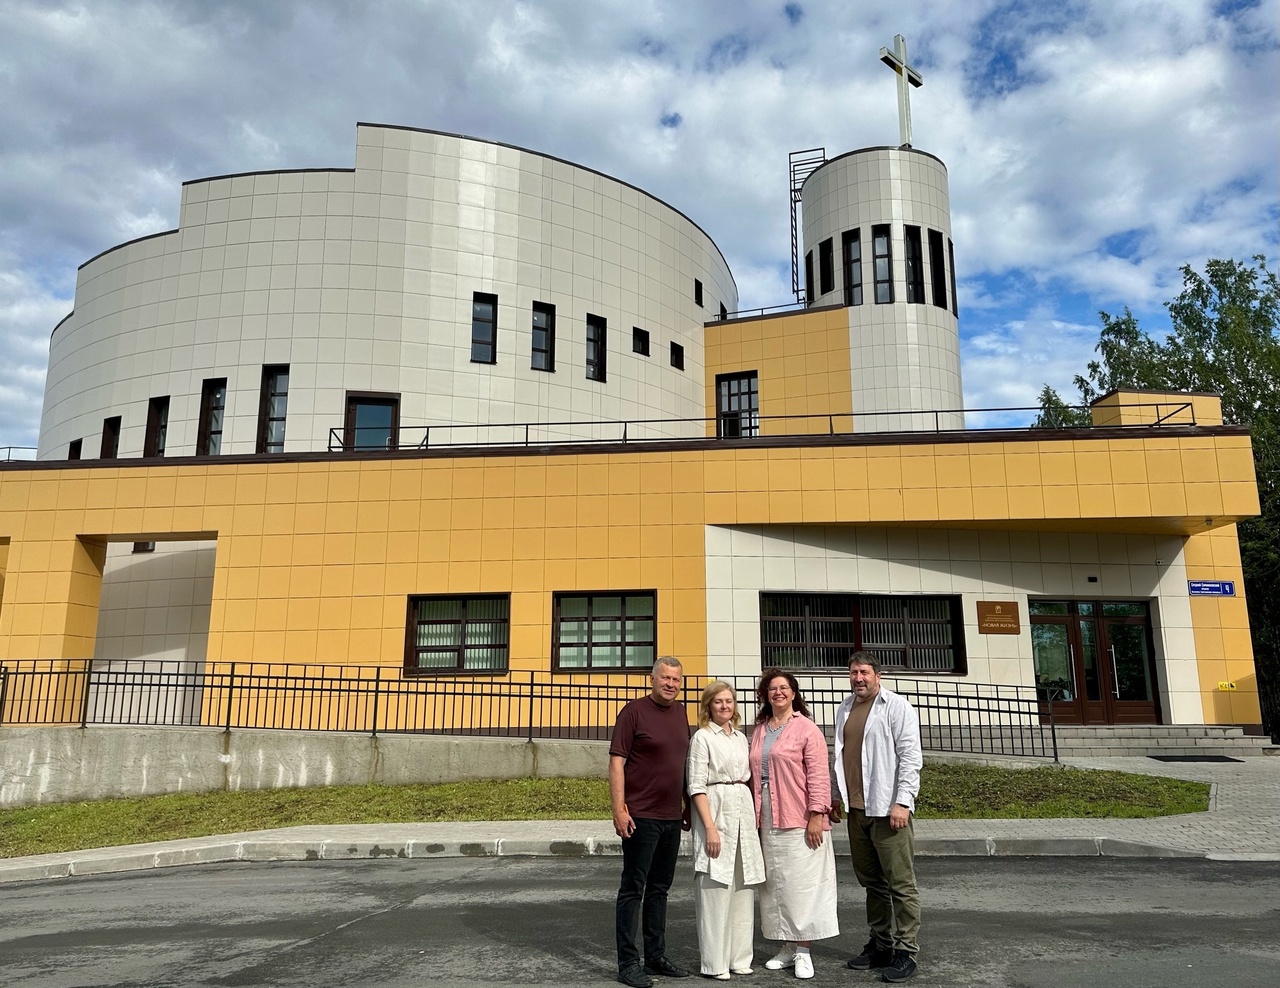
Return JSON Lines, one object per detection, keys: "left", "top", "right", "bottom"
{"left": 325, "top": 403, "right": 1198, "bottom": 453}
{"left": 0, "top": 659, "right": 1058, "bottom": 759}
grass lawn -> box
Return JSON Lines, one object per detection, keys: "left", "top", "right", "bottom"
{"left": 0, "top": 764, "right": 1209, "bottom": 859}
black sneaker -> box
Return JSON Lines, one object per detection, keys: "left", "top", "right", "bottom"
{"left": 847, "top": 940, "right": 893, "bottom": 970}
{"left": 644, "top": 956, "right": 691, "bottom": 978}
{"left": 881, "top": 950, "right": 918, "bottom": 983}
{"left": 618, "top": 964, "right": 654, "bottom": 988}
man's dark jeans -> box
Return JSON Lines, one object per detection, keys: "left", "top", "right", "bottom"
{"left": 616, "top": 817, "right": 682, "bottom": 971}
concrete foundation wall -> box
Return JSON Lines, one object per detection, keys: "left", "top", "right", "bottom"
{"left": 0, "top": 727, "right": 608, "bottom": 809}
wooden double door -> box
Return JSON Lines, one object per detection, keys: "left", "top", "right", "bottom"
{"left": 1030, "top": 600, "right": 1160, "bottom": 724}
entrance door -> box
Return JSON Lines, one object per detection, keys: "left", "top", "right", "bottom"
{"left": 1030, "top": 600, "right": 1160, "bottom": 724}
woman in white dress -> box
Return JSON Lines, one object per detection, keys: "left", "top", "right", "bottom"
{"left": 748, "top": 668, "right": 839, "bottom": 980}
{"left": 687, "top": 681, "right": 767, "bottom": 980}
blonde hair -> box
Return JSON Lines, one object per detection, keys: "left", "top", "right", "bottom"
{"left": 698, "top": 680, "right": 739, "bottom": 730}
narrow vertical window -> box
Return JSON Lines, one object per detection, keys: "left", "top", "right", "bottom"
{"left": 716, "top": 372, "right": 759, "bottom": 438}
{"left": 100, "top": 416, "right": 121, "bottom": 459}
{"left": 586, "top": 313, "right": 607, "bottom": 382}
{"left": 928, "top": 230, "right": 948, "bottom": 310}
{"left": 144, "top": 396, "right": 170, "bottom": 457}
{"left": 819, "top": 238, "right": 834, "bottom": 296}
{"left": 719, "top": 302, "right": 728, "bottom": 320}
{"left": 68, "top": 438, "right": 82, "bottom": 460}
{"left": 196, "top": 378, "right": 227, "bottom": 456}
{"left": 948, "top": 238, "right": 959, "bottom": 317}
{"left": 257, "top": 365, "right": 288, "bottom": 453}
{"left": 531, "top": 302, "right": 556, "bottom": 372}
{"left": 904, "top": 226, "right": 925, "bottom": 303}
{"left": 344, "top": 392, "right": 400, "bottom": 450}
{"left": 694, "top": 279, "right": 704, "bottom": 307}
{"left": 632, "top": 327, "right": 650, "bottom": 356}
{"left": 670, "top": 342, "right": 685, "bottom": 370}
{"left": 804, "top": 251, "right": 815, "bottom": 305}
{"left": 842, "top": 229, "right": 863, "bottom": 306}
{"left": 471, "top": 292, "right": 498, "bottom": 364}
{"left": 872, "top": 225, "right": 893, "bottom": 304}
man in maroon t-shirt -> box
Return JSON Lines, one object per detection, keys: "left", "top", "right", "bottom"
{"left": 610, "top": 656, "right": 692, "bottom": 987}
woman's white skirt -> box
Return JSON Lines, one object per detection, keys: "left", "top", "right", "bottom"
{"left": 758, "top": 782, "right": 840, "bottom": 942}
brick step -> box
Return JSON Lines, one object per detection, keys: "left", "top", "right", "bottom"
{"left": 1051, "top": 725, "right": 1252, "bottom": 739}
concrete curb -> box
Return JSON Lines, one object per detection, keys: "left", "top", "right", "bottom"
{"left": 1, "top": 828, "right": 1233, "bottom": 885}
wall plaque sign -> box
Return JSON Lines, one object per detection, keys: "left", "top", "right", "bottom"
{"left": 977, "top": 600, "right": 1020, "bottom": 634}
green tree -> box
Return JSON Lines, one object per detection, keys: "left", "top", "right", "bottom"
{"left": 1038, "top": 257, "right": 1280, "bottom": 739}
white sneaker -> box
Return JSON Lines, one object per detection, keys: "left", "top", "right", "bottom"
{"left": 730, "top": 968, "right": 753, "bottom": 976}
{"left": 709, "top": 974, "right": 730, "bottom": 982}
{"left": 794, "top": 953, "right": 814, "bottom": 979}
{"left": 764, "top": 947, "right": 796, "bottom": 970}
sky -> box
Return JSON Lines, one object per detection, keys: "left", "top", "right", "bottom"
{"left": 1, "top": 0, "right": 1276, "bottom": 450}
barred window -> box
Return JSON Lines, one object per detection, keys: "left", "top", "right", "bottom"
{"left": 760, "top": 592, "right": 965, "bottom": 673}
{"left": 554, "top": 591, "right": 656, "bottom": 671}
{"left": 405, "top": 594, "right": 510, "bottom": 673}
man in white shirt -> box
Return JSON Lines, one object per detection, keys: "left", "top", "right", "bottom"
{"left": 830, "top": 650, "right": 923, "bottom": 983}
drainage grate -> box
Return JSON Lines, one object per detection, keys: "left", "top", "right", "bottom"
{"left": 1148, "top": 754, "right": 1244, "bottom": 763}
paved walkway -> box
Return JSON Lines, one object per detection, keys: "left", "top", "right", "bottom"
{"left": 2, "top": 755, "right": 1277, "bottom": 884}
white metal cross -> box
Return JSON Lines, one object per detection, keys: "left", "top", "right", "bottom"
{"left": 879, "top": 34, "right": 924, "bottom": 147}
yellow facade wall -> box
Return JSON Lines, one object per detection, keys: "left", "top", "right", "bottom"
{"left": 0, "top": 429, "right": 1262, "bottom": 722}
{"left": 705, "top": 307, "right": 854, "bottom": 435}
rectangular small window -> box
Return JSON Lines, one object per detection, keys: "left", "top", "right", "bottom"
{"left": 948, "top": 238, "right": 959, "bottom": 317}
{"left": 694, "top": 279, "right": 704, "bottom": 307}
{"left": 670, "top": 342, "right": 684, "bottom": 370}
{"left": 256, "top": 365, "right": 288, "bottom": 453}
{"left": 716, "top": 372, "right": 759, "bottom": 438}
{"left": 842, "top": 229, "right": 863, "bottom": 306}
{"left": 586, "top": 313, "right": 607, "bottom": 382}
{"left": 760, "top": 592, "right": 966, "bottom": 673}
{"left": 196, "top": 378, "right": 227, "bottom": 456}
{"left": 872, "top": 225, "right": 893, "bottom": 304}
{"left": 719, "top": 302, "right": 728, "bottom": 320}
{"left": 928, "top": 229, "right": 948, "bottom": 310}
{"left": 819, "top": 237, "right": 834, "bottom": 296}
{"left": 67, "top": 439, "right": 82, "bottom": 460}
{"left": 344, "top": 391, "right": 400, "bottom": 450}
{"left": 471, "top": 292, "right": 498, "bottom": 364}
{"left": 553, "top": 591, "right": 657, "bottom": 671}
{"left": 144, "top": 396, "right": 169, "bottom": 458}
{"left": 904, "top": 226, "right": 925, "bottom": 303}
{"left": 804, "top": 250, "right": 815, "bottom": 305}
{"left": 100, "top": 416, "right": 121, "bottom": 459}
{"left": 406, "top": 594, "right": 510, "bottom": 673}
{"left": 531, "top": 302, "right": 556, "bottom": 372}
{"left": 632, "top": 326, "right": 650, "bottom": 356}
{"left": 133, "top": 542, "right": 156, "bottom": 554}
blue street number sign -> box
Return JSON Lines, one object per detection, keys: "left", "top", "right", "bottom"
{"left": 1188, "top": 580, "right": 1236, "bottom": 597}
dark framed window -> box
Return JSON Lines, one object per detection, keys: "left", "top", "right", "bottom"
{"left": 471, "top": 292, "right": 498, "bottom": 364}
{"left": 67, "top": 439, "right": 82, "bottom": 460}
{"left": 904, "top": 226, "right": 925, "bottom": 303}
{"left": 804, "top": 250, "right": 815, "bottom": 305}
{"left": 719, "top": 302, "right": 728, "bottom": 320}
{"left": 100, "top": 416, "right": 121, "bottom": 459}
{"left": 670, "top": 342, "right": 684, "bottom": 370}
{"left": 632, "top": 326, "right": 650, "bottom": 356}
{"left": 586, "top": 313, "right": 607, "bottom": 382}
{"left": 405, "top": 594, "right": 510, "bottom": 673}
{"left": 716, "top": 371, "right": 759, "bottom": 438}
{"left": 819, "top": 237, "right": 834, "bottom": 296}
{"left": 842, "top": 229, "right": 863, "bottom": 306}
{"left": 344, "top": 391, "right": 400, "bottom": 450}
{"left": 531, "top": 302, "right": 555, "bottom": 372}
{"left": 760, "top": 592, "right": 965, "bottom": 673}
{"left": 872, "top": 225, "right": 894, "bottom": 304}
{"left": 928, "top": 229, "right": 948, "bottom": 310}
{"left": 694, "top": 279, "right": 704, "bottom": 307}
{"left": 133, "top": 542, "right": 156, "bottom": 553}
{"left": 553, "top": 591, "right": 657, "bottom": 671}
{"left": 196, "top": 378, "right": 227, "bottom": 456}
{"left": 256, "top": 365, "right": 288, "bottom": 453}
{"left": 948, "top": 238, "right": 959, "bottom": 317}
{"left": 143, "top": 396, "right": 169, "bottom": 458}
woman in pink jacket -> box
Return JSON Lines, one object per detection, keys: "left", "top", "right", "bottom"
{"left": 749, "top": 668, "right": 839, "bottom": 980}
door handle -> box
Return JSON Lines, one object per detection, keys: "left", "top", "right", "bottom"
{"left": 1108, "top": 645, "right": 1120, "bottom": 698}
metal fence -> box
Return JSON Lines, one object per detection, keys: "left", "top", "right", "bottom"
{"left": 0, "top": 659, "right": 1058, "bottom": 760}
